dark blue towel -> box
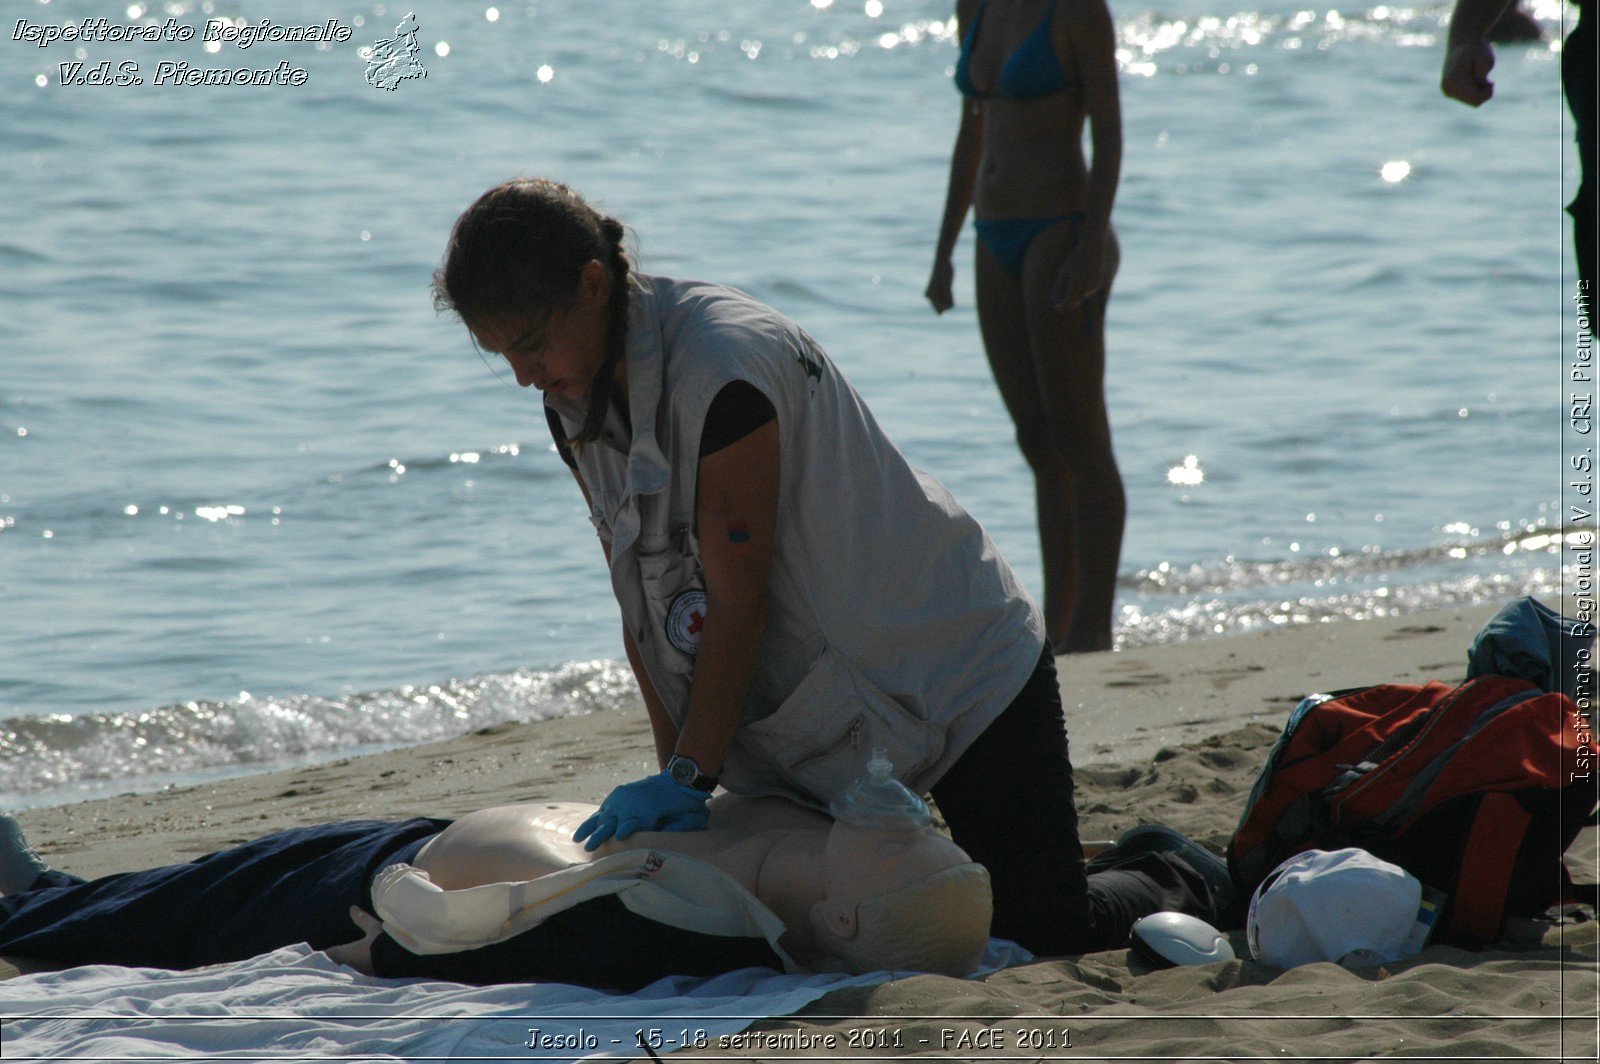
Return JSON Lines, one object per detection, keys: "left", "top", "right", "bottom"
{"left": 1466, "top": 596, "right": 1595, "bottom": 705}
{"left": 0, "top": 817, "right": 786, "bottom": 988}
{"left": 0, "top": 818, "right": 446, "bottom": 969}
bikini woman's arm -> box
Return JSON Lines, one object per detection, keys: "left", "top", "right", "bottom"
{"left": 1053, "top": 0, "right": 1122, "bottom": 312}
{"left": 1441, "top": 0, "right": 1514, "bottom": 106}
{"left": 926, "top": 0, "right": 985, "bottom": 315}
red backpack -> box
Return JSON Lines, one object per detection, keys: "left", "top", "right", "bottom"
{"left": 1227, "top": 676, "right": 1597, "bottom": 944}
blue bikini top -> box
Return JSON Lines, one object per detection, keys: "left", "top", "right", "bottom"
{"left": 953, "top": 0, "right": 1073, "bottom": 100}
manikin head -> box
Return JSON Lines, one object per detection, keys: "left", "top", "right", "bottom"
{"left": 807, "top": 820, "right": 992, "bottom": 977}
{"left": 788, "top": 748, "right": 992, "bottom": 977}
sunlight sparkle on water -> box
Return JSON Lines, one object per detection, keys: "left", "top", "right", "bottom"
{"left": 865, "top": 0, "right": 884, "bottom": 15}
{"left": 1381, "top": 160, "right": 1411, "bottom": 183}
{"left": 537, "top": 64, "right": 554, "bottom": 82}
{"left": 1167, "top": 455, "right": 1204, "bottom": 486}
{"left": 485, "top": 7, "right": 499, "bottom": 21}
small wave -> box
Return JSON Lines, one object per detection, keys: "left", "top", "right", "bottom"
{"left": 0, "top": 660, "right": 639, "bottom": 807}
{"left": 346, "top": 442, "right": 532, "bottom": 480}
{"left": 699, "top": 86, "right": 821, "bottom": 112}
{"left": 1115, "top": 524, "right": 1570, "bottom": 645}
{"left": 0, "top": 522, "right": 1572, "bottom": 808}
{"left": 1113, "top": 3, "right": 1562, "bottom": 77}
{"left": 1117, "top": 565, "right": 1561, "bottom": 646}
{"left": 1127, "top": 524, "right": 1569, "bottom": 595}
{"left": 0, "top": 243, "right": 51, "bottom": 265}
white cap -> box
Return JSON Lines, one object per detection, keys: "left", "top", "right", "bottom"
{"left": 1247, "top": 848, "right": 1444, "bottom": 969}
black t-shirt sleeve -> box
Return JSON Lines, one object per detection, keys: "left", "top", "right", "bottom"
{"left": 699, "top": 380, "right": 776, "bottom": 458}
{"left": 545, "top": 405, "right": 577, "bottom": 469}
{"left": 547, "top": 382, "right": 773, "bottom": 470}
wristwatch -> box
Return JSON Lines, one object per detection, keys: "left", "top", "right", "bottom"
{"left": 666, "top": 754, "right": 718, "bottom": 793}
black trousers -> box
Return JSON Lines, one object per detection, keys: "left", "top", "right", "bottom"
{"left": 932, "top": 648, "right": 1215, "bottom": 955}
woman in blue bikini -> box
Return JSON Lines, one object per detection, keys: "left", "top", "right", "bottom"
{"left": 927, "top": 0, "right": 1125, "bottom": 654}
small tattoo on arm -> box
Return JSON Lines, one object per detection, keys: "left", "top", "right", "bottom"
{"left": 728, "top": 520, "right": 750, "bottom": 544}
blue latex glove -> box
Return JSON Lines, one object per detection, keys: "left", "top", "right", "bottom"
{"left": 572, "top": 771, "right": 711, "bottom": 852}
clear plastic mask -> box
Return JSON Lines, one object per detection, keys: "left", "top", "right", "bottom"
{"left": 828, "top": 747, "right": 932, "bottom": 831}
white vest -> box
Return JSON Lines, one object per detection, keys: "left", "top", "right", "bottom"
{"left": 547, "top": 275, "right": 1045, "bottom": 808}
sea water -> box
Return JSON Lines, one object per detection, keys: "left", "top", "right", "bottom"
{"left": 0, "top": 0, "right": 1583, "bottom": 807}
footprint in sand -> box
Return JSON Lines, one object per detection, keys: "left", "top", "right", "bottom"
{"left": 1104, "top": 673, "right": 1170, "bottom": 689}
{"left": 1102, "top": 660, "right": 1169, "bottom": 688}
{"left": 1384, "top": 624, "right": 1445, "bottom": 640}
{"left": 1077, "top": 766, "right": 1148, "bottom": 790}
{"left": 1196, "top": 663, "right": 1264, "bottom": 691}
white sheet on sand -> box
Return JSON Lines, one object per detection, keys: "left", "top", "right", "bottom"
{"left": 0, "top": 941, "right": 1031, "bottom": 1062}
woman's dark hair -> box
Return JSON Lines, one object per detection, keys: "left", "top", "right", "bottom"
{"left": 432, "top": 178, "right": 631, "bottom": 447}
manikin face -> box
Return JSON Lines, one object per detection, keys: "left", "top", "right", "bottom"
{"left": 471, "top": 260, "right": 613, "bottom": 400}
{"left": 810, "top": 821, "right": 973, "bottom": 935}
{"left": 805, "top": 819, "right": 991, "bottom": 976}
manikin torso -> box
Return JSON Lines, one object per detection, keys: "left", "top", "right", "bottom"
{"left": 409, "top": 795, "right": 968, "bottom": 966}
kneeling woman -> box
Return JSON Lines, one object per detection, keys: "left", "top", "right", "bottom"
{"left": 431, "top": 179, "right": 1221, "bottom": 955}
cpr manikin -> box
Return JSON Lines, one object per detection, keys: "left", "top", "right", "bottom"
{"left": 343, "top": 749, "right": 993, "bottom": 977}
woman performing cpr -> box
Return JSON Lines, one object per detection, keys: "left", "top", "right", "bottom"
{"left": 430, "top": 178, "right": 1225, "bottom": 956}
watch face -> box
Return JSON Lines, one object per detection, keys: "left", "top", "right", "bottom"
{"left": 669, "top": 755, "right": 714, "bottom": 791}
{"left": 668, "top": 756, "right": 697, "bottom": 787}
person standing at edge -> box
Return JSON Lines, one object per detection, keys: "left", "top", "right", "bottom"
{"left": 1441, "top": 0, "right": 1595, "bottom": 300}
{"left": 430, "top": 178, "right": 1224, "bottom": 955}
{"left": 926, "top": 0, "right": 1127, "bottom": 654}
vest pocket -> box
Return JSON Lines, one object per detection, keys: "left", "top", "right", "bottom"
{"left": 739, "top": 647, "right": 944, "bottom": 806}
{"left": 636, "top": 528, "right": 704, "bottom": 676}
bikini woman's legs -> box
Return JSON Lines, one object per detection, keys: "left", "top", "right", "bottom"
{"left": 975, "top": 233, "right": 1079, "bottom": 649}
{"left": 975, "top": 219, "right": 1125, "bottom": 652}
{"left": 1020, "top": 221, "right": 1124, "bottom": 653}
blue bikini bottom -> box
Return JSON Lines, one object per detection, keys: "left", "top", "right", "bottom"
{"left": 974, "top": 211, "right": 1084, "bottom": 280}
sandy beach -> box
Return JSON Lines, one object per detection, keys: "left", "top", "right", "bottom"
{"left": 4, "top": 602, "right": 1596, "bottom": 1060}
